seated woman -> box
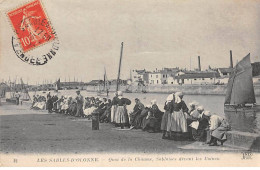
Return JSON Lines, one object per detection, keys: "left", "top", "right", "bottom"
{"left": 186, "top": 102, "right": 199, "bottom": 140}
{"left": 190, "top": 106, "right": 209, "bottom": 141}
{"left": 57, "top": 96, "right": 65, "bottom": 113}
{"left": 84, "top": 97, "right": 91, "bottom": 109}
{"left": 203, "top": 111, "right": 231, "bottom": 146}
{"left": 32, "top": 95, "right": 46, "bottom": 110}
{"left": 61, "top": 96, "right": 70, "bottom": 114}
{"left": 140, "top": 105, "right": 151, "bottom": 129}
{"left": 129, "top": 98, "right": 145, "bottom": 129}
{"left": 83, "top": 103, "right": 97, "bottom": 119}
{"left": 68, "top": 98, "right": 77, "bottom": 116}
{"left": 100, "top": 99, "right": 112, "bottom": 123}
{"left": 97, "top": 98, "right": 108, "bottom": 118}
{"left": 142, "top": 100, "right": 164, "bottom": 133}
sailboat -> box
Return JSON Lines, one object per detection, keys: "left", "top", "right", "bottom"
{"left": 6, "top": 78, "right": 31, "bottom": 103}
{"left": 19, "top": 78, "right": 30, "bottom": 101}
{"left": 97, "top": 68, "right": 109, "bottom": 96}
{"left": 224, "top": 53, "right": 260, "bottom": 112}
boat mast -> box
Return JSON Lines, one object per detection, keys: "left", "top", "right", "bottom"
{"left": 116, "top": 42, "right": 124, "bottom": 92}
{"left": 104, "top": 67, "right": 106, "bottom": 91}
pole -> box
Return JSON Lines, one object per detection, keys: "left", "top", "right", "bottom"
{"left": 190, "top": 56, "right": 191, "bottom": 70}
{"left": 230, "top": 50, "right": 233, "bottom": 68}
{"left": 116, "top": 42, "right": 124, "bottom": 91}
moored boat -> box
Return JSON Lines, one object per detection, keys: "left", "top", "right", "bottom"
{"left": 224, "top": 53, "right": 260, "bottom": 112}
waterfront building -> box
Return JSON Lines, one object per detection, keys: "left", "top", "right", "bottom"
{"left": 109, "top": 79, "right": 128, "bottom": 86}
{"left": 148, "top": 68, "right": 179, "bottom": 85}
{"left": 217, "top": 68, "right": 233, "bottom": 77}
{"left": 86, "top": 80, "right": 103, "bottom": 86}
{"left": 167, "top": 76, "right": 179, "bottom": 85}
{"left": 131, "top": 69, "right": 149, "bottom": 84}
{"left": 148, "top": 69, "right": 165, "bottom": 84}
{"left": 60, "top": 81, "right": 85, "bottom": 89}
{"left": 176, "top": 71, "right": 220, "bottom": 85}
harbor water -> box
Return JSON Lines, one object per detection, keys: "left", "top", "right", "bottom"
{"left": 28, "top": 90, "right": 260, "bottom": 133}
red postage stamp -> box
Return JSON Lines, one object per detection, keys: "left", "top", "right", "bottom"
{"left": 7, "top": 0, "right": 55, "bottom": 52}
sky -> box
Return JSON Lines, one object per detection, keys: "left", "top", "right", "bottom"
{"left": 0, "top": 0, "right": 260, "bottom": 85}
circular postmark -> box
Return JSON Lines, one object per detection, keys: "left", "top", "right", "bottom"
{"left": 12, "top": 34, "right": 60, "bottom": 66}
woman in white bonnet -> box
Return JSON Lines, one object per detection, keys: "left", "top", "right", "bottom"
{"left": 114, "top": 91, "right": 131, "bottom": 129}
{"left": 167, "top": 91, "right": 189, "bottom": 140}
{"left": 203, "top": 111, "right": 231, "bottom": 146}
{"left": 161, "top": 93, "right": 175, "bottom": 139}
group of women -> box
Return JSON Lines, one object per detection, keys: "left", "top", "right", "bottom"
{"left": 32, "top": 90, "right": 230, "bottom": 146}
{"left": 159, "top": 92, "right": 230, "bottom": 146}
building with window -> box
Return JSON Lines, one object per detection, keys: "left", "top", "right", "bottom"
{"left": 131, "top": 69, "right": 149, "bottom": 84}
{"left": 149, "top": 71, "right": 164, "bottom": 84}
{"left": 217, "top": 68, "right": 233, "bottom": 77}
{"left": 148, "top": 68, "right": 180, "bottom": 84}
{"left": 176, "top": 71, "right": 220, "bottom": 85}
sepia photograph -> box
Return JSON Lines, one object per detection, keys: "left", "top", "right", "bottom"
{"left": 0, "top": 0, "right": 259, "bottom": 167}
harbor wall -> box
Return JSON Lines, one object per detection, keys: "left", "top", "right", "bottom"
{"left": 85, "top": 84, "right": 260, "bottom": 96}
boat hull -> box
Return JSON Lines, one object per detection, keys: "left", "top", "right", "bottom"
{"left": 224, "top": 104, "right": 260, "bottom": 112}
{"left": 97, "top": 91, "right": 108, "bottom": 97}
{"left": 6, "top": 98, "right": 17, "bottom": 104}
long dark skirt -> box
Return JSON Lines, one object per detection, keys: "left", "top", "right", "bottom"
{"left": 46, "top": 99, "right": 53, "bottom": 112}
{"left": 68, "top": 103, "right": 77, "bottom": 116}
{"left": 115, "top": 106, "right": 129, "bottom": 125}
{"left": 161, "top": 110, "right": 171, "bottom": 131}
{"left": 75, "top": 104, "right": 83, "bottom": 117}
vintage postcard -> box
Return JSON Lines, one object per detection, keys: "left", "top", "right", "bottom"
{"left": 0, "top": 0, "right": 260, "bottom": 167}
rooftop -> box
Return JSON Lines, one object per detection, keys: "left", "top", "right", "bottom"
{"left": 176, "top": 72, "right": 220, "bottom": 79}
{"left": 218, "top": 68, "right": 233, "bottom": 73}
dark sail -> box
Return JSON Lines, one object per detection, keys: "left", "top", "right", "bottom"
{"left": 225, "top": 53, "right": 256, "bottom": 105}
{"left": 224, "top": 72, "right": 235, "bottom": 104}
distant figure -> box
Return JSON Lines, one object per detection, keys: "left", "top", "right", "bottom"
{"left": 52, "top": 94, "right": 58, "bottom": 112}
{"left": 106, "top": 89, "right": 109, "bottom": 96}
{"left": 46, "top": 91, "right": 53, "bottom": 113}
{"left": 75, "top": 90, "right": 84, "bottom": 117}
{"left": 14, "top": 91, "right": 20, "bottom": 105}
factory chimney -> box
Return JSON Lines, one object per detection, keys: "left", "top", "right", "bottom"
{"left": 230, "top": 50, "right": 233, "bottom": 68}
{"left": 198, "top": 56, "right": 201, "bottom": 71}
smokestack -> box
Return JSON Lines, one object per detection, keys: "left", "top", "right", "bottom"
{"left": 198, "top": 56, "right": 201, "bottom": 71}
{"left": 230, "top": 50, "right": 233, "bottom": 68}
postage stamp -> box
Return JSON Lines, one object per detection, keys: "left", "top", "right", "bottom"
{"left": 7, "top": 0, "right": 55, "bottom": 53}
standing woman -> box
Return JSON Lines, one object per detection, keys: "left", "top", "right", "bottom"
{"left": 111, "top": 92, "right": 118, "bottom": 124}
{"left": 75, "top": 90, "right": 84, "bottom": 117}
{"left": 167, "top": 92, "right": 189, "bottom": 140}
{"left": 161, "top": 93, "right": 175, "bottom": 139}
{"left": 46, "top": 92, "right": 53, "bottom": 113}
{"left": 115, "top": 91, "right": 131, "bottom": 129}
